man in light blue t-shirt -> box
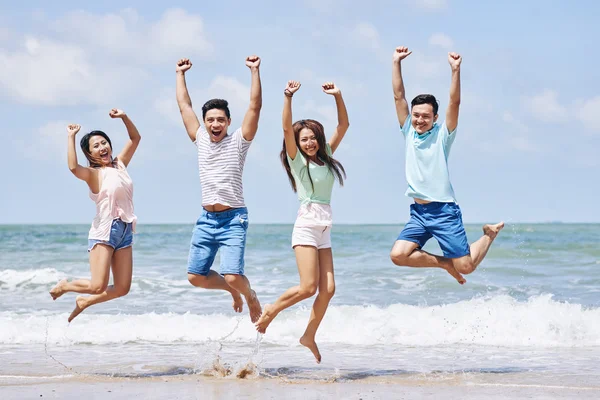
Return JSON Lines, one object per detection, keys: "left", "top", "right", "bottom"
{"left": 389, "top": 46, "right": 504, "bottom": 284}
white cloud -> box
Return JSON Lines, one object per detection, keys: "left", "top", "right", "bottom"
{"left": 304, "top": 0, "right": 339, "bottom": 12}
{"left": 353, "top": 22, "right": 381, "bottom": 51}
{"left": 0, "top": 36, "right": 147, "bottom": 106}
{"left": 50, "top": 8, "right": 212, "bottom": 63}
{"left": 522, "top": 89, "right": 568, "bottom": 123}
{"left": 429, "top": 33, "right": 454, "bottom": 50}
{"left": 410, "top": 0, "right": 449, "bottom": 11}
{"left": 15, "top": 120, "right": 70, "bottom": 162}
{"left": 510, "top": 137, "right": 539, "bottom": 153}
{"left": 575, "top": 96, "right": 600, "bottom": 133}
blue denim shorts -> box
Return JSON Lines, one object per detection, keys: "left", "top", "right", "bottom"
{"left": 397, "top": 202, "right": 470, "bottom": 259}
{"left": 88, "top": 219, "right": 134, "bottom": 252}
{"left": 187, "top": 207, "right": 249, "bottom": 276}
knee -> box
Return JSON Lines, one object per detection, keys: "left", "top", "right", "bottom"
{"left": 223, "top": 274, "right": 240, "bottom": 286}
{"left": 114, "top": 285, "right": 130, "bottom": 297}
{"left": 90, "top": 283, "right": 107, "bottom": 294}
{"left": 454, "top": 260, "right": 475, "bottom": 275}
{"left": 321, "top": 282, "right": 335, "bottom": 299}
{"left": 390, "top": 248, "right": 410, "bottom": 266}
{"left": 188, "top": 273, "right": 208, "bottom": 288}
{"left": 298, "top": 283, "right": 318, "bottom": 299}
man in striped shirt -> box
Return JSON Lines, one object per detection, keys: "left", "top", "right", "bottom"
{"left": 175, "top": 55, "right": 262, "bottom": 322}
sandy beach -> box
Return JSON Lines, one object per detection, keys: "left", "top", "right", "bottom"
{"left": 4, "top": 374, "right": 600, "bottom": 400}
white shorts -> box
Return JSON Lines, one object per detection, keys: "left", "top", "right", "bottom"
{"left": 291, "top": 225, "right": 331, "bottom": 249}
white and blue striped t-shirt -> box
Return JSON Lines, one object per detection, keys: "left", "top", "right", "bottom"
{"left": 195, "top": 126, "right": 252, "bottom": 208}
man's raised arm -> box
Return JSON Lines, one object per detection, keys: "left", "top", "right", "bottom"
{"left": 392, "top": 46, "right": 412, "bottom": 128}
{"left": 176, "top": 58, "right": 201, "bottom": 142}
{"left": 241, "top": 55, "right": 262, "bottom": 141}
{"left": 445, "top": 52, "right": 462, "bottom": 133}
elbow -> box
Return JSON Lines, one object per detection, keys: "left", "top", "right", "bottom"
{"left": 340, "top": 121, "right": 350, "bottom": 130}
{"left": 68, "top": 165, "right": 77, "bottom": 174}
{"left": 250, "top": 100, "right": 262, "bottom": 112}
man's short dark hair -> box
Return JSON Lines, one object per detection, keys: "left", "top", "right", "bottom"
{"left": 411, "top": 94, "right": 439, "bottom": 115}
{"left": 202, "top": 99, "right": 231, "bottom": 120}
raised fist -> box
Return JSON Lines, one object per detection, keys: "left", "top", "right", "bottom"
{"left": 285, "top": 80, "right": 301, "bottom": 96}
{"left": 176, "top": 58, "right": 192, "bottom": 73}
{"left": 246, "top": 55, "right": 261, "bottom": 69}
{"left": 393, "top": 46, "right": 412, "bottom": 62}
{"left": 67, "top": 124, "right": 81, "bottom": 136}
{"left": 109, "top": 108, "right": 126, "bottom": 119}
{"left": 322, "top": 82, "right": 340, "bottom": 96}
{"left": 448, "top": 52, "right": 462, "bottom": 69}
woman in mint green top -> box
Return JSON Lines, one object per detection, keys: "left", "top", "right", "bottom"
{"left": 255, "top": 80, "right": 349, "bottom": 364}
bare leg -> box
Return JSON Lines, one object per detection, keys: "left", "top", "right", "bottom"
{"left": 223, "top": 274, "right": 262, "bottom": 323}
{"left": 50, "top": 244, "right": 113, "bottom": 299}
{"left": 255, "top": 246, "right": 319, "bottom": 333}
{"left": 390, "top": 240, "right": 466, "bottom": 284}
{"left": 69, "top": 246, "right": 133, "bottom": 322}
{"left": 300, "top": 248, "right": 335, "bottom": 364}
{"left": 452, "top": 222, "right": 505, "bottom": 275}
{"left": 188, "top": 271, "right": 244, "bottom": 314}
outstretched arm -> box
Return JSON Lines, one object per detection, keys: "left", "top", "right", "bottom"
{"left": 392, "top": 46, "right": 412, "bottom": 128}
{"left": 445, "top": 52, "right": 462, "bottom": 133}
{"left": 67, "top": 124, "right": 92, "bottom": 183}
{"left": 241, "top": 55, "right": 263, "bottom": 141}
{"left": 323, "top": 82, "right": 349, "bottom": 154}
{"left": 176, "top": 58, "right": 200, "bottom": 142}
{"left": 282, "top": 81, "right": 301, "bottom": 160}
{"left": 112, "top": 109, "right": 141, "bottom": 167}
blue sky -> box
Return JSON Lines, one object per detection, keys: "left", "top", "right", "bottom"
{"left": 1, "top": 0, "right": 599, "bottom": 224}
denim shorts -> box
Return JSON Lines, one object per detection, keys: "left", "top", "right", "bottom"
{"left": 187, "top": 207, "right": 249, "bottom": 276}
{"left": 88, "top": 219, "right": 134, "bottom": 252}
{"left": 397, "top": 202, "right": 470, "bottom": 259}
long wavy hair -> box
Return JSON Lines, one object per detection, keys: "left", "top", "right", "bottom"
{"left": 279, "top": 119, "right": 346, "bottom": 192}
{"left": 79, "top": 130, "right": 114, "bottom": 168}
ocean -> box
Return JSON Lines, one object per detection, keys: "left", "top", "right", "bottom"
{"left": 1, "top": 223, "right": 599, "bottom": 391}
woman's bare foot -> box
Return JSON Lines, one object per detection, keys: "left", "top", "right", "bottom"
{"left": 231, "top": 291, "right": 244, "bottom": 313}
{"left": 68, "top": 296, "right": 88, "bottom": 323}
{"left": 49, "top": 279, "right": 68, "bottom": 300}
{"left": 245, "top": 290, "right": 262, "bottom": 323}
{"left": 443, "top": 264, "right": 466, "bottom": 285}
{"left": 483, "top": 222, "right": 505, "bottom": 240}
{"left": 299, "top": 335, "right": 322, "bottom": 364}
{"left": 254, "top": 304, "right": 276, "bottom": 333}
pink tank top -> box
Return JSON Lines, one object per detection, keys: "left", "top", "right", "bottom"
{"left": 88, "top": 159, "right": 137, "bottom": 240}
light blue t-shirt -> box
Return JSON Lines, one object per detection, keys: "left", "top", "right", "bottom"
{"left": 401, "top": 115, "right": 457, "bottom": 202}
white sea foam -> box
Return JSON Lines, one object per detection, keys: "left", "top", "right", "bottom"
{"left": 1, "top": 295, "right": 598, "bottom": 347}
{"left": 0, "top": 268, "right": 63, "bottom": 290}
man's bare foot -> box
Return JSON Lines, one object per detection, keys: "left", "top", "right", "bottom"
{"left": 300, "top": 335, "right": 322, "bottom": 364}
{"left": 483, "top": 221, "right": 505, "bottom": 240}
{"left": 255, "top": 304, "right": 276, "bottom": 334}
{"left": 245, "top": 290, "right": 262, "bottom": 323}
{"left": 49, "top": 279, "right": 68, "bottom": 300}
{"left": 443, "top": 264, "right": 466, "bottom": 285}
{"left": 68, "top": 296, "right": 88, "bottom": 323}
{"left": 231, "top": 291, "right": 243, "bottom": 313}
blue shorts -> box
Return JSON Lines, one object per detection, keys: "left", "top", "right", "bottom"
{"left": 397, "top": 202, "right": 470, "bottom": 259}
{"left": 88, "top": 219, "right": 133, "bottom": 252}
{"left": 187, "top": 207, "right": 249, "bottom": 276}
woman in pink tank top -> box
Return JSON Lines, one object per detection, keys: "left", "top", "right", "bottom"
{"left": 49, "top": 108, "right": 141, "bottom": 323}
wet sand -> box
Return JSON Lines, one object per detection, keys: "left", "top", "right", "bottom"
{"left": 3, "top": 374, "right": 599, "bottom": 400}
